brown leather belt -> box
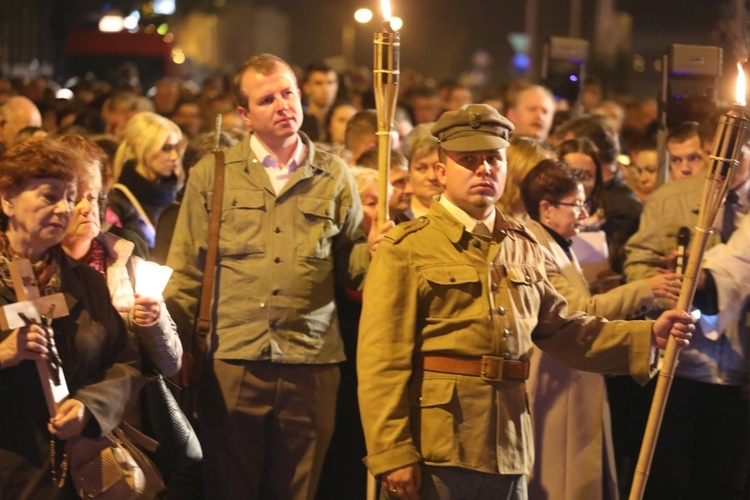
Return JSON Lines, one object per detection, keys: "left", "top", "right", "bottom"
{"left": 416, "top": 354, "right": 530, "bottom": 382}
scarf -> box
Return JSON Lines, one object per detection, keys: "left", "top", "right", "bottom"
{"left": 118, "top": 160, "right": 178, "bottom": 223}
{"left": 0, "top": 232, "right": 63, "bottom": 297}
{"left": 82, "top": 236, "right": 107, "bottom": 279}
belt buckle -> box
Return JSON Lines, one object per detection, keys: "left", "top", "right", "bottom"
{"left": 480, "top": 355, "right": 503, "bottom": 381}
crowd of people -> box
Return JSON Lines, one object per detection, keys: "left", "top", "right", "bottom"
{"left": 0, "top": 50, "right": 746, "bottom": 500}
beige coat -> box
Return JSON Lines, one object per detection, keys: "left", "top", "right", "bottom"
{"left": 357, "top": 203, "right": 656, "bottom": 478}
{"left": 525, "top": 219, "right": 655, "bottom": 500}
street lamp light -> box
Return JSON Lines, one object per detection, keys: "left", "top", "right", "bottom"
{"left": 99, "top": 11, "right": 125, "bottom": 32}
{"left": 354, "top": 8, "right": 373, "bottom": 24}
{"left": 344, "top": 8, "right": 374, "bottom": 68}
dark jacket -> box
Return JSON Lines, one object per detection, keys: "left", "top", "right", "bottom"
{"left": 0, "top": 251, "right": 142, "bottom": 499}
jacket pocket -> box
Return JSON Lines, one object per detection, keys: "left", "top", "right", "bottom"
{"left": 505, "top": 265, "right": 544, "bottom": 319}
{"left": 412, "top": 378, "right": 456, "bottom": 463}
{"left": 210, "top": 189, "right": 266, "bottom": 257}
{"left": 295, "top": 195, "right": 341, "bottom": 260}
{"left": 421, "top": 264, "right": 483, "bottom": 319}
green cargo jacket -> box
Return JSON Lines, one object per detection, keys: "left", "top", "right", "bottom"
{"left": 164, "top": 133, "right": 370, "bottom": 363}
{"left": 357, "top": 202, "right": 655, "bottom": 476}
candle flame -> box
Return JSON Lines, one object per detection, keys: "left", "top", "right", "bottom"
{"left": 381, "top": 0, "right": 392, "bottom": 21}
{"left": 736, "top": 62, "right": 746, "bottom": 106}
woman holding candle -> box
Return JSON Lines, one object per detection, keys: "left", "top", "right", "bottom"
{"left": 519, "top": 159, "right": 683, "bottom": 500}
{"left": 0, "top": 137, "right": 142, "bottom": 497}
{"left": 60, "top": 135, "right": 181, "bottom": 378}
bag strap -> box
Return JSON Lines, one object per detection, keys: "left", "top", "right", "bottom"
{"left": 191, "top": 148, "right": 225, "bottom": 383}
{"left": 118, "top": 421, "right": 160, "bottom": 453}
{"left": 112, "top": 183, "right": 156, "bottom": 233}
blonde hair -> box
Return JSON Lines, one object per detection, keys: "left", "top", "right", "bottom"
{"left": 112, "top": 111, "right": 184, "bottom": 184}
{"left": 497, "top": 136, "right": 555, "bottom": 216}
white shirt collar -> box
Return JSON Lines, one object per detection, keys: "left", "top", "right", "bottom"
{"left": 438, "top": 195, "right": 496, "bottom": 234}
{"left": 249, "top": 134, "right": 305, "bottom": 169}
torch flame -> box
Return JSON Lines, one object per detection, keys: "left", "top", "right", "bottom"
{"left": 381, "top": 0, "right": 392, "bottom": 21}
{"left": 736, "top": 62, "right": 746, "bottom": 106}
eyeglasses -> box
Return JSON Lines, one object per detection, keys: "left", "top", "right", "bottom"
{"left": 552, "top": 201, "right": 588, "bottom": 216}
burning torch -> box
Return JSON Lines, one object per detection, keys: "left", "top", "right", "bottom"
{"left": 373, "top": 0, "right": 400, "bottom": 227}
{"left": 629, "top": 63, "right": 750, "bottom": 500}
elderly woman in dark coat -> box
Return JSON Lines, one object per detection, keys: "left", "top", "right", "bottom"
{"left": 0, "top": 137, "right": 142, "bottom": 498}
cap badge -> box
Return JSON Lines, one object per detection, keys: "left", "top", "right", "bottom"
{"left": 469, "top": 112, "right": 482, "bottom": 129}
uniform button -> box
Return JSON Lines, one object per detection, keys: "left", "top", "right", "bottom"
{"left": 232, "top": 199, "right": 237, "bottom": 206}
{"left": 272, "top": 289, "right": 279, "bottom": 296}
{"left": 252, "top": 159, "right": 258, "bottom": 163}
{"left": 502, "top": 328, "right": 510, "bottom": 337}
{"left": 325, "top": 209, "right": 331, "bottom": 216}
{"left": 275, "top": 227, "right": 281, "bottom": 233}
{"left": 259, "top": 302, "right": 266, "bottom": 308}
{"left": 449, "top": 276, "right": 456, "bottom": 283}
{"left": 497, "top": 306, "right": 506, "bottom": 315}
{"left": 472, "top": 240, "right": 481, "bottom": 248}
{"left": 491, "top": 283, "right": 499, "bottom": 292}
{"left": 525, "top": 275, "right": 532, "bottom": 283}
{"left": 502, "top": 352, "right": 510, "bottom": 359}
{"left": 274, "top": 257, "right": 281, "bottom": 263}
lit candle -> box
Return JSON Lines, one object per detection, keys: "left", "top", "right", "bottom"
{"left": 134, "top": 260, "right": 173, "bottom": 298}
{"left": 373, "top": 0, "right": 400, "bottom": 225}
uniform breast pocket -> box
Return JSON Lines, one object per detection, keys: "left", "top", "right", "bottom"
{"left": 505, "top": 265, "right": 543, "bottom": 319}
{"left": 210, "top": 189, "right": 266, "bottom": 257}
{"left": 295, "top": 195, "right": 341, "bottom": 260}
{"left": 421, "top": 264, "right": 483, "bottom": 319}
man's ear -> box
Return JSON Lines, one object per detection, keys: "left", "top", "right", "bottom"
{"left": 1, "top": 191, "right": 14, "bottom": 218}
{"left": 435, "top": 162, "right": 448, "bottom": 187}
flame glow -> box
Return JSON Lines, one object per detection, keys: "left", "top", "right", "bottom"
{"left": 736, "top": 62, "right": 746, "bottom": 106}
{"left": 381, "top": 0, "right": 392, "bottom": 21}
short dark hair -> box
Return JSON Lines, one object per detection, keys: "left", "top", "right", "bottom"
{"left": 554, "top": 115, "right": 620, "bottom": 165}
{"left": 667, "top": 121, "right": 700, "bottom": 146}
{"left": 302, "top": 61, "right": 337, "bottom": 85}
{"left": 520, "top": 159, "right": 580, "bottom": 221}
{"left": 345, "top": 110, "right": 378, "bottom": 150}
{"left": 0, "top": 137, "right": 86, "bottom": 196}
{"left": 356, "top": 148, "right": 407, "bottom": 171}
{"left": 232, "top": 54, "right": 296, "bottom": 108}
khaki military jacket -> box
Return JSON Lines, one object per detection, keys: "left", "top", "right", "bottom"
{"left": 624, "top": 176, "right": 749, "bottom": 386}
{"left": 165, "top": 134, "right": 370, "bottom": 363}
{"left": 357, "top": 202, "right": 655, "bottom": 477}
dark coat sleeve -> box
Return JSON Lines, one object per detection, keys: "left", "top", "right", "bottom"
{"left": 57, "top": 257, "right": 143, "bottom": 437}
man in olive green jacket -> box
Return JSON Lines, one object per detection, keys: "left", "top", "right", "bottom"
{"left": 165, "top": 54, "right": 385, "bottom": 499}
{"left": 357, "top": 104, "right": 694, "bottom": 499}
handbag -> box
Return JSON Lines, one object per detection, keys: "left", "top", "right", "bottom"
{"left": 66, "top": 421, "right": 165, "bottom": 499}
{"left": 141, "top": 364, "right": 203, "bottom": 477}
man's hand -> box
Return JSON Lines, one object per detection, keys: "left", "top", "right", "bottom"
{"left": 646, "top": 273, "right": 683, "bottom": 304}
{"left": 0, "top": 324, "right": 49, "bottom": 369}
{"left": 652, "top": 309, "right": 695, "bottom": 349}
{"left": 382, "top": 462, "right": 421, "bottom": 499}
{"left": 49, "top": 398, "right": 91, "bottom": 440}
{"left": 368, "top": 219, "right": 395, "bottom": 256}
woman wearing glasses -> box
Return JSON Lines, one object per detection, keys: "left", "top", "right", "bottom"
{"left": 518, "top": 159, "right": 683, "bottom": 500}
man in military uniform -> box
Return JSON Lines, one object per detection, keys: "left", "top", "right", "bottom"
{"left": 357, "top": 104, "right": 694, "bottom": 499}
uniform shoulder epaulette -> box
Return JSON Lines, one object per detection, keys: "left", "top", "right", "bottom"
{"left": 508, "top": 220, "right": 539, "bottom": 244}
{"left": 386, "top": 216, "right": 430, "bottom": 244}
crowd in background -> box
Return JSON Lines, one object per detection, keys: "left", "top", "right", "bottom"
{"left": 0, "top": 53, "right": 747, "bottom": 500}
